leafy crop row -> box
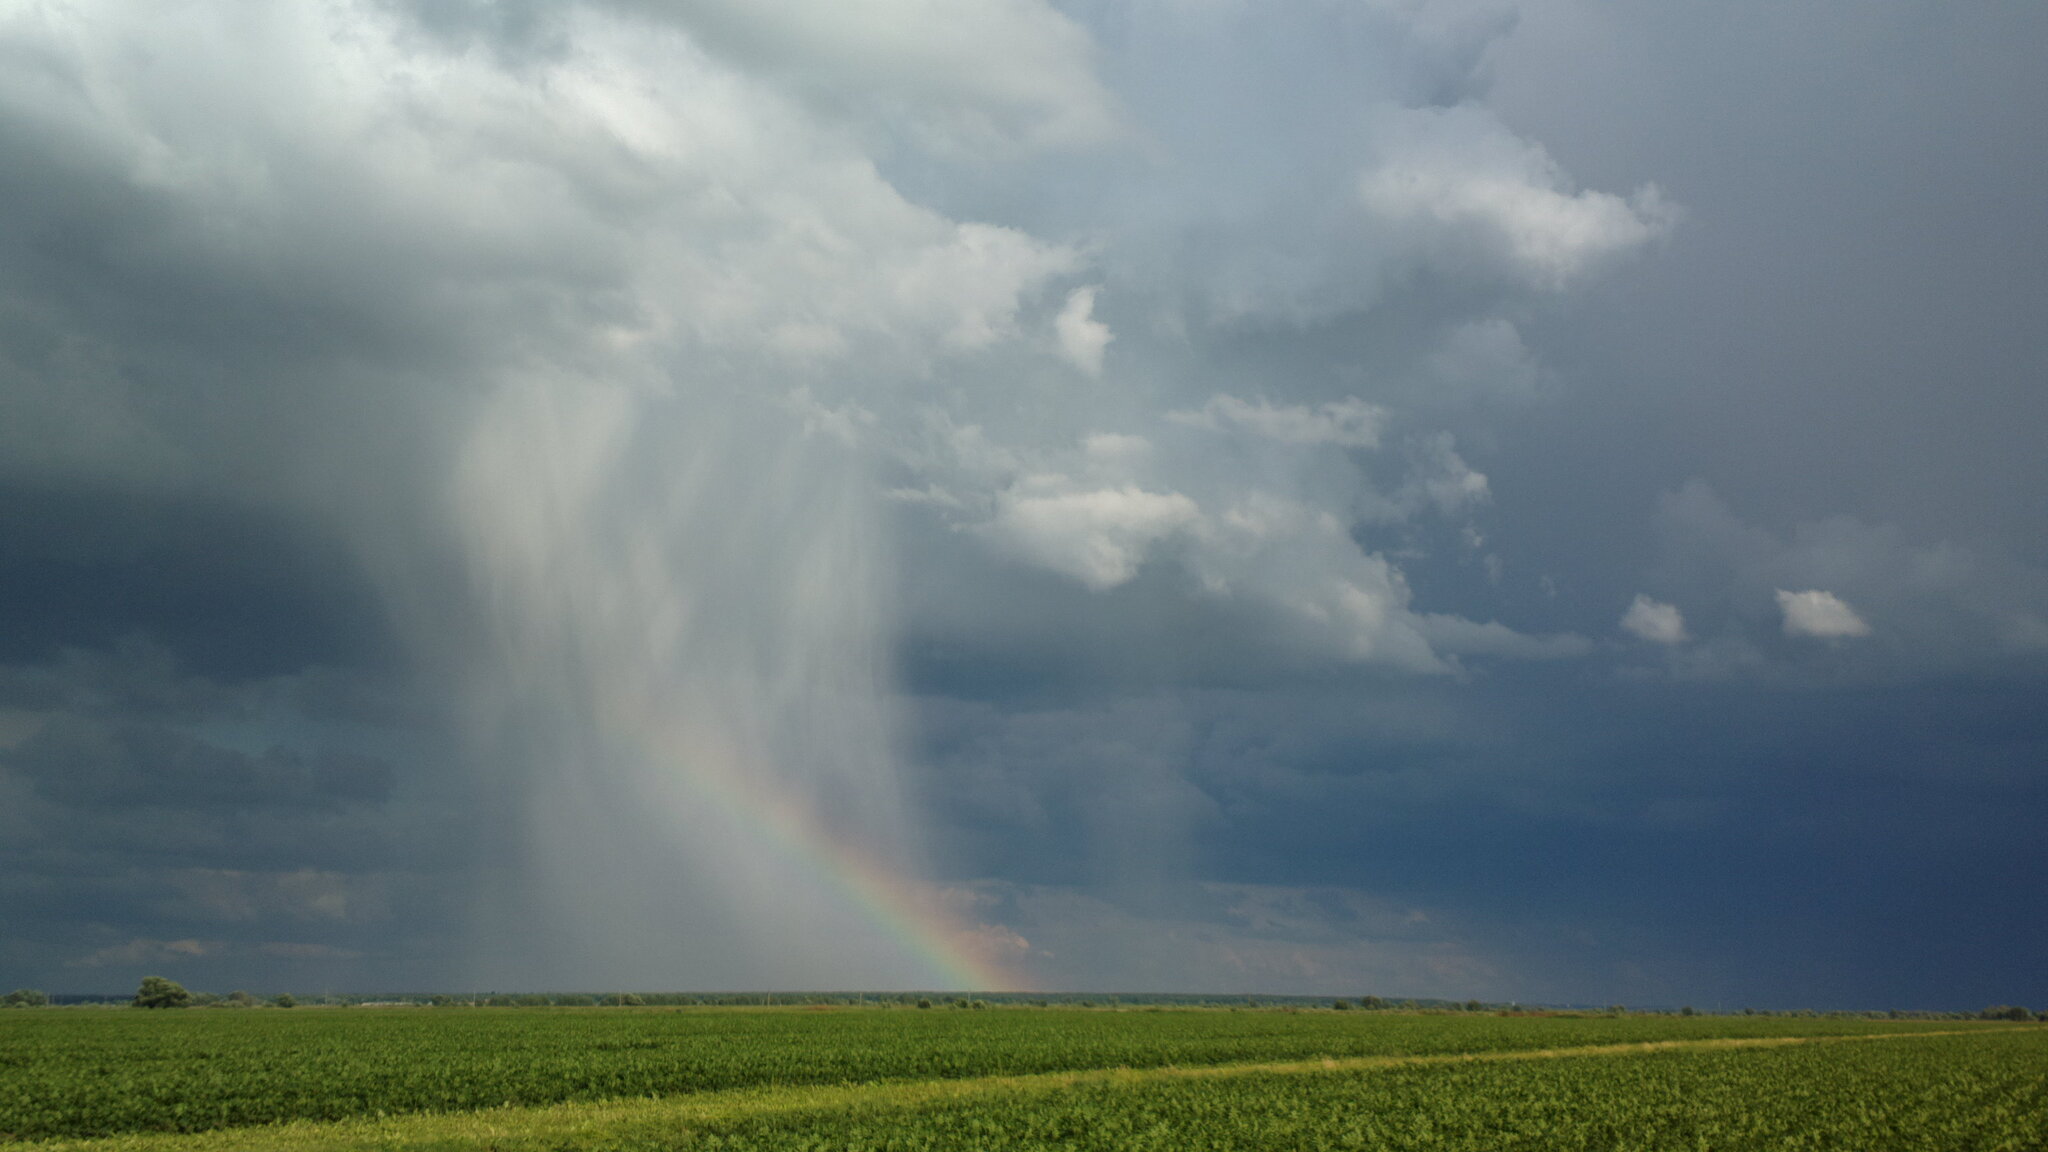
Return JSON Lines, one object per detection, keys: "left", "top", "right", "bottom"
{"left": 624, "top": 1030, "right": 2048, "bottom": 1152}
{"left": 0, "top": 1008, "right": 2003, "bottom": 1142}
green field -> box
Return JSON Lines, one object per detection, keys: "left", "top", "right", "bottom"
{"left": 2, "top": 1008, "right": 2040, "bottom": 1150}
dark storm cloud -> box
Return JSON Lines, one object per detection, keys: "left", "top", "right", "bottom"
{"left": 0, "top": 485, "right": 394, "bottom": 677}
{"left": 913, "top": 667, "right": 2048, "bottom": 1005}
{"left": 7, "top": 717, "right": 393, "bottom": 811}
{"left": 1, "top": 0, "right": 2043, "bottom": 1007}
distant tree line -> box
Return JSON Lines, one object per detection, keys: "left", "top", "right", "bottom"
{"left": 7, "top": 980, "right": 2037, "bottom": 1020}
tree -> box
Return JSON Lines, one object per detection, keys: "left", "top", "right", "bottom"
{"left": 3, "top": 988, "right": 47, "bottom": 1008}
{"left": 272, "top": 993, "right": 296, "bottom": 1008}
{"left": 134, "top": 976, "right": 192, "bottom": 1009}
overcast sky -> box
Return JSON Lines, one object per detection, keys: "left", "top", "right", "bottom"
{"left": 2, "top": 0, "right": 2043, "bottom": 1009}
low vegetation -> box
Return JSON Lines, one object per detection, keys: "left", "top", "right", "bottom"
{"left": 1, "top": 1005, "right": 2037, "bottom": 1148}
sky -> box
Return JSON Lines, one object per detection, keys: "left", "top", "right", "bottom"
{"left": 2, "top": 0, "right": 2044, "bottom": 1010}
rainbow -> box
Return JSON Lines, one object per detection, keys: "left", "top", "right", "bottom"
{"left": 614, "top": 696, "right": 1019, "bottom": 992}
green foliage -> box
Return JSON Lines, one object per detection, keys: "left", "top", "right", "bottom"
{"left": 132, "top": 976, "right": 192, "bottom": 1009}
{"left": 3, "top": 988, "right": 47, "bottom": 1008}
{"left": 272, "top": 994, "right": 296, "bottom": 1009}
{"left": 1330, "top": 999, "right": 1352, "bottom": 1010}
{"left": 0, "top": 1007, "right": 2014, "bottom": 1143}
{"left": 660, "top": 1030, "right": 2048, "bottom": 1152}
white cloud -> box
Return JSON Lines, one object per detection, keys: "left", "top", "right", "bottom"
{"left": 1168, "top": 395, "right": 1387, "bottom": 448}
{"left": 980, "top": 478, "right": 1200, "bottom": 590}
{"left": 1621, "top": 594, "right": 1689, "bottom": 644}
{"left": 1359, "top": 105, "right": 1678, "bottom": 289}
{"left": 1417, "top": 614, "right": 1591, "bottom": 660}
{"left": 1776, "top": 589, "right": 1872, "bottom": 639}
{"left": 646, "top": 0, "right": 1123, "bottom": 150}
{"left": 1054, "top": 285, "right": 1113, "bottom": 376}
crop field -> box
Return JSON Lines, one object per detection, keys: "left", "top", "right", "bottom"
{"left": 2, "top": 1008, "right": 2040, "bottom": 1150}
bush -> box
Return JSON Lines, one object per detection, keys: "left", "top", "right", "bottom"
{"left": 272, "top": 993, "right": 296, "bottom": 1008}
{"left": 4, "top": 988, "right": 48, "bottom": 1008}
{"left": 134, "top": 976, "right": 191, "bottom": 1009}
{"left": 916, "top": 998, "right": 933, "bottom": 1009}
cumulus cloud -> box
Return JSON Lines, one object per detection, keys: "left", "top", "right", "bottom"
{"left": 1168, "top": 395, "right": 1387, "bottom": 449}
{"left": 981, "top": 480, "right": 1200, "bottom": 590}
{"left": 1621, "top": 595, "right": 1689, "bottom": 644}
{"left": 1645, "top": 481, "right": 2048, "bottom": 676}
{"left": 1054, "top": 285, "right": 1113, "bottom": 376}
{"left": 1359, "top": 105, "right": 1679, "bottom": 289}
{"left": 1776, "top": 589, "right": 1872, "bottom": 639}
{"left": 623, "top": 0, "right": 1123, "bottom": 150}
{"left": 0, "top": 0, "right": 1733, "bottom": 990}
{"left": 1417, "top": 614, "right": 1590, "bottom": 660}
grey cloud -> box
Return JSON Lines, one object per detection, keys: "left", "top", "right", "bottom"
{"left": 937, "top": 879, "right": 1505, "bottom": 999}
{"left": 4, "top": 0, "right": 2042, "bottom": 1008}
{"left": 5, "top": 717, "right": 390, "bottom": 811}
{"left": 1635, "top": 481, "right": 2048, "bottom": 680}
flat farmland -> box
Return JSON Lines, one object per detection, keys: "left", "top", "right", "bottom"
{"left": 2, "top": 1008, "right": 2039, "bottom": 1150}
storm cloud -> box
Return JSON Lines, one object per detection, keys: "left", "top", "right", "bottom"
{"left": 2, "top": 0, "right": 2044, "bottom": 1008}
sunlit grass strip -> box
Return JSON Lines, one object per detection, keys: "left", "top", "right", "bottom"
{"left": 28, "top": 1027, "right": 2034, "bottom": 1152}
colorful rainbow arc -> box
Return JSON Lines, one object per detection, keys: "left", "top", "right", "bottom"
{"left": 614, "top": 699, "right": 1016, "bottom": 993}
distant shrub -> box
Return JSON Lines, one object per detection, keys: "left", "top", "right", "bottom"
{"left": 133, "top": 977, "right": 191, "bottom": 1009}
